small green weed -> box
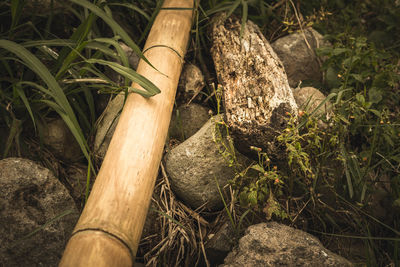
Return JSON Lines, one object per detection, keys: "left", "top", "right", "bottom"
{"left": 235, "top": 146, "right": 287, "bottom": 220}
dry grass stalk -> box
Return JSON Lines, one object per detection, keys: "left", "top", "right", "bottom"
{"left": 141, "top": 163, "right": 207, "bottom": 267}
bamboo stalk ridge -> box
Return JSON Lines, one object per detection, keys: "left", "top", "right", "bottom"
{"left": 59, "top": 1, "right": 194, "bottom": 266}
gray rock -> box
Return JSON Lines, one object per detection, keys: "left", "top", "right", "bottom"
{"left": 94, "top": 93, "right": 125, "bottom": 159}
{"left": 206, "top": 222, "right": 236, "bottom": 266}
{"left": 169, "top": 103, "right": 210, "bottom": 141}
{"left": 293, "top": 86, "right": 332, "bottom": 118}
{"left": 272, "top": 28, "right": 329, "bottom": 88}
{"left": 0, "top": 158, "right": 79, "bottom": 266}
{"left": 221, "top": 222, "right": 353, "bottom": 267}
{"left": 165, "top": 115, "right": 250, "bottom": 211}
{"left": 43, "top": 118, "right": 82, "bottom": 162}
{"left": 177, "top": 63, "right": 205, "bottom": 103}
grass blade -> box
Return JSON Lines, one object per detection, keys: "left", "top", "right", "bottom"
{"left": 41, "top": 100, "right": 89, "bottom": 162}
{"left": 23, "top": 40, "right": 117, "bottom": 59}
{"left": 68, "top": 0, "right": 156, "bottom": 70}
{"left": 16, "top": 81, "right": 53, "bottom": 97}
{"left": 93, "top": 37, "right": 129, "bottom": 67}
{"left": 87, "top": 59, "right": 160, "bottom": 97}
{"left": 340, "top": 144, "right": 354, "bottom": 199}
{"left": 3, "top": 117, "right": 22, "bottom": 158}
{"left": 82, "top": 87, "right": 96, "bottom": 127}
{"left": 10, "top": 0, "right": 25, "bottom": 30}
{"left": 150, "top": 208, "right": 188, "bottom": 230}
{"left": 106, "top": 3, "right": 151, "bottom": 21}
{"left": 138, "top": 0, "right": 163, "bottom": 44}
{"left": 0, "top": 39, "right": 90, "bottom": 162}
{"left": 9, "top": 209, "right": 76, "bottom": 249}
{"left": 226, "top": 0, "right": 241, "bottom": 19}
{"left": 55, "top": 12, "right": 96, "bottom": 71}
{"left": 215, "top": 175, "right": 237, "bottom": 231}
{"left": 14, "top": 84, "right": 36, "bottom": 130}
{"left": 56, "top": 41, "right": 89, "bottom": 80}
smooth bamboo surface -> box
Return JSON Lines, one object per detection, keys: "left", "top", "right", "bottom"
{"left": 59, "top": 1, "right": 194, "bottom": 266}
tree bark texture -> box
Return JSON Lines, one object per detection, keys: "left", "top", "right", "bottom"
{"left": 211, "top": 14, "right": 298, "bottom": 158}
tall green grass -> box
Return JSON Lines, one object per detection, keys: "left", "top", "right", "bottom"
{"left": 0, "top": 0, "right": 161, "bottom": 200}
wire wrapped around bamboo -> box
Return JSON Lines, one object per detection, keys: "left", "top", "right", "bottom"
{"left": 59, "top": 1, "right": 194, "bottom": 266}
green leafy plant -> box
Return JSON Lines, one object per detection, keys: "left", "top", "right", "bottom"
{"left": 236, "top": 146, "right": 287, "bottom": 220}
{"left": 0, "top": 0, "right": 162, "bottom": 201}
{"left": 317, "top": 35, "right": 400, "bottom": 201}
{"left": 280, "top": 4, "right": 400, "bottom": 262}
{"left": 210, "top": 83, "right": 287, "bottom": 221}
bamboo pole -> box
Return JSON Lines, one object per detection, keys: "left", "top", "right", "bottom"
{"left": 59, "top": 1, "right": 194, "bottom": 266}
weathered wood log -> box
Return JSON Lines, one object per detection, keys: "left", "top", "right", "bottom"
{"left": 210, "top": 14, "right": 298, "bottom": 158}
{"left": 59, "top": 1, "right": 194, "bottom": 266}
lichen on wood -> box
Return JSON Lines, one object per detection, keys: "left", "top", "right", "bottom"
{"left": 210, "top": 14, "right": 298, "bottom": 158}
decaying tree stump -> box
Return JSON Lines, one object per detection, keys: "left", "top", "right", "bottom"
{"left": 211, "top": 14, "right": 298, "bottom": 158}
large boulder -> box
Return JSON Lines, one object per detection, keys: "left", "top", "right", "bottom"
{"left": 271, "top": 28, "right": 329, "bottom": 88}
{"left": 0, "top": 158, "right": 79, "bottom": 266}
{"left": 211, "top": 14, "right": 297, "bottom": 159}
{"left": 221, "top": 222, "right": 353, "bottom": 267}
{"left": 165, "top": 115, "right": 250, "bottom": 211}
